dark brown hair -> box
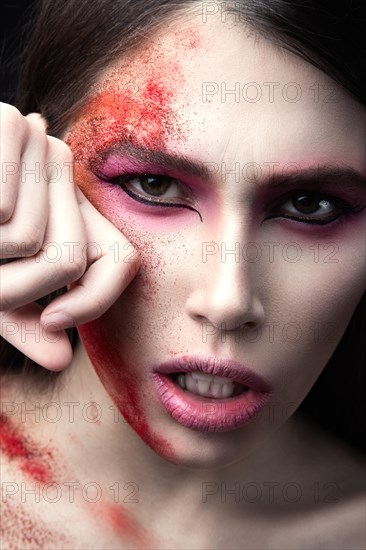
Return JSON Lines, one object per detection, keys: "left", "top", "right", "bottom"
{"left": 1, "top": 0, "right": 365, "bottom": 449}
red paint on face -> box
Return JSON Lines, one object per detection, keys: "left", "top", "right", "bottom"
{"left": 67, "top": 69, "right": 183, "bottom": 169}
{"left": 0, "top": 415, "right": 54, "bottom": 484}
{"left": 66, "top": 43, "right": 196, "bottom": 464}
{"left": 66, "top": 37, "right": 191, "bottom": 192}
{"left": 77, "top": 321, "right": 178, "bottom": 464}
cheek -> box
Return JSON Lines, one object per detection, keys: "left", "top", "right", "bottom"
{"left": 74, "top": 202, "right": 181, "bottom": 461}
{"left": 276, "top": 244, "right": 364, "bottom": 397}
{"left": 265, "top": 212, "right": 365, "bottom": 321}
{"left": 75, "top": 214, "right": 188, "bottom": 462}
{"left": 257, "top": 214, "right": 365, "bottom": 396}
{"left": 77, "top": 318, "right": 178, "bottom": 463}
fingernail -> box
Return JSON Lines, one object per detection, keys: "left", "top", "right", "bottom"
{"left": 42, "top": 312, "right": 75, "bottom": 330}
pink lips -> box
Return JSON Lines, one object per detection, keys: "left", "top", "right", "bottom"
{"left": 151, "top": 355, "right": 272, "bottom": 432}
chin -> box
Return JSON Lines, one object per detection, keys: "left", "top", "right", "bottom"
{"left": 132, "top": 412, "right": 268, "bottom": 471}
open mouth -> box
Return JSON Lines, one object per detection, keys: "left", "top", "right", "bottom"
{"left": 170, "top": 371, "right": 249, "bottom": 399}
{"left": 152, "top": 355, "right": 271, "bottom": 431}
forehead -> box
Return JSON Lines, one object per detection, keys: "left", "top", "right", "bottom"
{"left": 70, "top": 10, "right": 366, "bottom": 170}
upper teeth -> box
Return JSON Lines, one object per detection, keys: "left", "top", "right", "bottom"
{"left": 176, "top": 371, "right": 239, "bottom": 399}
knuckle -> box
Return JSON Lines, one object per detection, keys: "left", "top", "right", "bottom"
{"left": 0, "top": 201, "right": 14, "bottom": 224}
{"left": 1, "top": 103, "right": 23, "bottom": 128}
{"left": 47, "top": 136, "right": 73, "bottom": 163}
{"left": 0, "top": 104, "right": 28, "bottom": 143}
{"left": 45, "top": 253, "right": 86, "bottom": 290}
{"left": 26, "top": 112, "right": 48, "bottom": 130}
{"left": 29, "top": 121, "right": 48, "bottom": 146}
{"left": 91, "top": 296, "right": 107, "bottom": 318}
{"left": 58, "top": 252, "right": 87, "bottom": 282}
{"left": 13, "top": 222, "right": 44, "bottom": 256}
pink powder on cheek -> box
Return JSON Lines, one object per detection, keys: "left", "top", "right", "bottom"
{"left": 72, "top": 163, "right": 198, "bottom": 231}
{"left": 77, "top": 319, "right": 178, "bottom": 464}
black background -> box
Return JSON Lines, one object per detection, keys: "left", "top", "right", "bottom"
{"left": 0, "top": 1, "right": 36, "bottom": 104}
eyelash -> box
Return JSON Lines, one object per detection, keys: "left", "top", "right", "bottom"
{"left": 265, "top": 190, "right": 361, "bottom": 225}
{"left": 99, "top": 172, "right": 363, "bottom": 226}
{"left": 99, "top": 172, "right": 203, "bottom": 221}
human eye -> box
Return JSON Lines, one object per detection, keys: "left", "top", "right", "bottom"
{"left": 112, "top": 173, "right": 185, "bottom": 204}
{"left": 97, "top": 172, "right": 203, "bottom": 221}
{"left": 265, "top": 189, "right": 363, "bottom": 226}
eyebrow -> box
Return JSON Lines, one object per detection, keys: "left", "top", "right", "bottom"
{"left": 265, "top": 165, "right": 366, "bottom": 192}
{"left": 94, "top": 142, "right": 366, "bottom": 191}
{"left": 94, "top": 143, "right": 212, "bottom": 180}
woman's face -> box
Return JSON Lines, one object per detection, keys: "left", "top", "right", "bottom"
{"left": 65, "top": 12, "right": 366, "bottom": 468}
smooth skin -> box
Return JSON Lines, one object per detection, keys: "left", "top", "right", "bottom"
{"left": 0, "top": 8, "right": 365, "bottom": 550}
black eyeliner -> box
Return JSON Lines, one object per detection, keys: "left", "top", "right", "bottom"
{"left": 98, "top": 171, "right": 203, "bottom": 222}
{"left": 267, "top": 188, "right": 363, "bottom": 225}
{"left": 121, "top": 184, "right": 203, "bottom": 222}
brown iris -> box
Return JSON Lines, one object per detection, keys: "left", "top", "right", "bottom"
{"left": 293, "top": 194, "right": 328, "bottom": 214}
{"left": 138, "top": 175, "right": 175, "bottom": 197}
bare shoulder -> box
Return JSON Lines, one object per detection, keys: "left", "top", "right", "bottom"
{"left": 301, "top": 486, "right": 365, "bottom": 550}
{"left": 288, "top": 414, "right": 365, "bottom": 549}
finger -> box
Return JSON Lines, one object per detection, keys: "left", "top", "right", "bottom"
{"left": 0, "top": 114, "right": 49, "bottom": 258}
{"left": 0, "top": 138, "right": 87, "bottom": 310}
{"left": 25, "top": 112, "right": 48, "bottom": 132}
{"left": 40, "top": 187, "right": 140, "bottom": 327}
{"left": 0, "top": 304, "right": 73, "bottom": 371}
{"left": 0, "top": 103, "right": 29, "bottom": 223}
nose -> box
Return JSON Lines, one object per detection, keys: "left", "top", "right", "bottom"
{"left": 185, "top": 224, "right": 266, "bottom": 333}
